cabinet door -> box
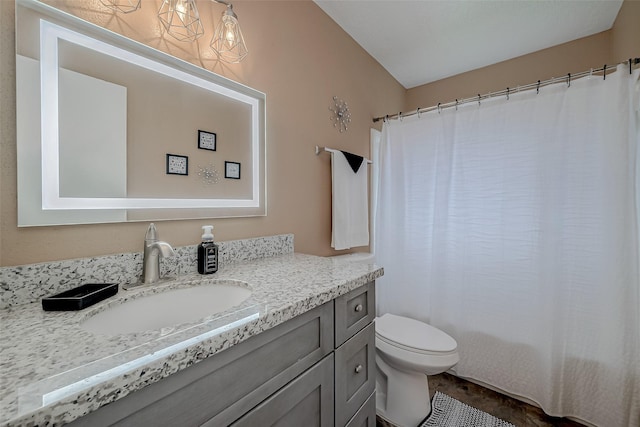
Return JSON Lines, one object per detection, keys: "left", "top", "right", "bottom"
{"left": 335, "top": 282, "right": 375, "bottom": 347}
{"left": 345, "top": 391, "right": 376, "bottom": 427}
{"left": 230, "top": 355, "right": 334, "bottom": 427}
{"left": 335, "top": 322, "right": 376, "bottom": 427}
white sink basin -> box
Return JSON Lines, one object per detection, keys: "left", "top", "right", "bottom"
{"left": 81, "top": 280, "right": 252, "bottom": 335}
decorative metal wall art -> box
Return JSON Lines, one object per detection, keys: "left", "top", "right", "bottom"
{"left": 197, "top": 164, "right": 219, "bottom": 184}
{"left": 329, "top": 96, "right": 351, "bottom": 133}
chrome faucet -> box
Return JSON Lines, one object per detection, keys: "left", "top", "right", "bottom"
{"left": 141, "top": 223, "right": 176, "bottom": 284}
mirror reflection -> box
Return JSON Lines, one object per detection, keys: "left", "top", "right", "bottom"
{"left": 15, "top": 0, "right": 266, "bottom": 226}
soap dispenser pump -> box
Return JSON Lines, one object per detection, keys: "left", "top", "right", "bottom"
{"left": 198, "top": 225, "right": 218, "bottom": 274}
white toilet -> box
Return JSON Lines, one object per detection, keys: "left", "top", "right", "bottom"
{"left": 329, "top": 253, "right": 460, "bottom": 426}
{"left": 375, "top": 313, "right": 459, "bottom": 427}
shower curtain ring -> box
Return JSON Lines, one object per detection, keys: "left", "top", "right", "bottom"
{"left": 567, "top": 73, "right": 571, "bottom": 88}
{"left": 399, "top": 112, "right": 403, "bottom": 121}
{"left": 417, "top": 107, "right": 421, "bottom": 118}
{"left": 604, "top": 64, "right": 607, "bottom": 80}
{"left": 455, "top": 99, "right": 458, "bottom": 111}
{"left": 506, "top": 88, "right": 510, "bottom": 100}
{"left": 437, "top": 103, "right": 441, "bottom": 114}
{"left": 478, "top": 94, "right": 481, "bottom": 106}
{"left": 536, "top": 80, "right": 541, "bottom": 94}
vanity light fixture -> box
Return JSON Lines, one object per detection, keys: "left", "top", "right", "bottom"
{"left": 209, "top": 0, "right": 248, "bottom": 63}
{"left": 158, "top": 0, "right": 205, "bottom": 42}
{"left": 106, "top": 0, "right": 249, "bottom": 63}
{"left": 100, "top": 0, "right": 141, "bottom": 14}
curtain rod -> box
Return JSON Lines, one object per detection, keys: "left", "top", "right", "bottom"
{"left": 372, "top": 58, "right": 640, "bottom": 123}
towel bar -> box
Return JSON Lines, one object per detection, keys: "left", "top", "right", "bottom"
{"left": 315, "top": 146, "right": 372, "bottom": 163}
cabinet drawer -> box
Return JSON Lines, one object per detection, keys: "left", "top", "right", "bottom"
{"left": 345, "top": 391, "right": 376, "bottom": 427}
{"left": 335, "top": 282, "right": 375, "bottom": 347}
{"left": 230, "top": 354, "right": 334, "bottom": 427}
{"left": 335, "top": 322, "right": 376, "bottom": 427}
{"left": 69, "top": 303, "right": 333, "bottom": 427}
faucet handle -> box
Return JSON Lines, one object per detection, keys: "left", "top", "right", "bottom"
{"left": 145, "top": 223, "right": 158, "bottom": 242}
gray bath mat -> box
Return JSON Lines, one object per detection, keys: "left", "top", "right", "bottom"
{"left": 420, "top": 391, "right": 517, "bottom": 427}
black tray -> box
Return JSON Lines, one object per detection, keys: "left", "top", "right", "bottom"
{"left": 42, "top": 283, "right": 118, "bottom": 311}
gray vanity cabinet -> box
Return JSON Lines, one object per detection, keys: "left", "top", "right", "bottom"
{"left": 68, "top": 282, "right": 376, "bottom": 427}
{"left": 334, "top": 283, "right": 376, "bottom": 427}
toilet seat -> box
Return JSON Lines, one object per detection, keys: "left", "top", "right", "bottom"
{"left": 376, "top": 313, "right": 457, "bottom": 354}
{"left": 376, "top": 334, "right": 458, "bottom": 356}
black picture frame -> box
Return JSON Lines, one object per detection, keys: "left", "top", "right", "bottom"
{"left": 198, "top": 130, "right": 217, "bottom": 151}
{"left": 225, "top": 161, "right": 241, "bottom": 179}
{"left": 166, "top": 154, "right": 188, "bottom": 176}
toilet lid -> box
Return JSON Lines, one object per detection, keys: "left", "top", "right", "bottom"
{"left": 376, "top": 313, "right": 457, "bottom": 353}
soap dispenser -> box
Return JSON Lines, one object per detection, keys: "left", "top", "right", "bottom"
{"left": 198, "top": 225, "right": 218, "bottom": 274}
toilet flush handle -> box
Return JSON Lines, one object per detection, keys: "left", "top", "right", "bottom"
{"left": 355, "top": 364, "right": 363, "bottom": 373}
{"left": 354, "top": 304, "right": 363, "bottom": 312}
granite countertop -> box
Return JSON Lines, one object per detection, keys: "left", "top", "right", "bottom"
{"left": 0, "top": 253, "right": 383, "bottom": 427}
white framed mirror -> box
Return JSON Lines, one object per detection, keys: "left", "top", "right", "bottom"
{"left": 16, "top": 0, "right": 266, "bottom": 226}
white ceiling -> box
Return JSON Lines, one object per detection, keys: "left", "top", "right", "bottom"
{"left": 314, "top": 0, "right": 624, "bottom": 89}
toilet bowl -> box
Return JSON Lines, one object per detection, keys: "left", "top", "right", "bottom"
{"left": 375, "top": 313, "right": 459, "bottom": 427}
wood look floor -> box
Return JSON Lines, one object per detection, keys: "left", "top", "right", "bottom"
{"left": 376, "top": 373, "right": 585, "bottom": 427}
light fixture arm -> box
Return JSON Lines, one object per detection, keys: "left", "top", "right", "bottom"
{"left": 212, "top": 0, "right": 238, "bottom": 19}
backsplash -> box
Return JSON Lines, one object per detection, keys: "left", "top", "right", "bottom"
{"left": 0, "top": 234, "right": 294, "bottom": 309}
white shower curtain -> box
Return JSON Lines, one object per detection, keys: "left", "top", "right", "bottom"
{"left": 374, "top": 65, "right": 640, "bottom": 427}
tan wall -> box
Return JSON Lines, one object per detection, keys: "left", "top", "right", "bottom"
{"left": 611, "top": 0, "right": 640, "bottom": 64}
{"left": 406, "top": 32, "right": 613, "bottom": 111}
{"left": 3, "top": 0, "right": 637, "bottom": 267}
{"left": 406, "top": 0, "right": 640, "bottom": 112}
{"left": 0, "top": 0, "right": 405, "bottom": 266}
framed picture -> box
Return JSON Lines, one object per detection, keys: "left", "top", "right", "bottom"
{"left": 198, "top": 130, "right": 216, "bottom": 151}
{"left": 166, "top": 154, "right": 188, "bottom": 175}
{"left": 225, "top": 161, "right": 241, "bottom": 179}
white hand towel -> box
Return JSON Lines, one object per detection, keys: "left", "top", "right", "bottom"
{"left": 331, "top": 151, "right": 369, "bottom": 250}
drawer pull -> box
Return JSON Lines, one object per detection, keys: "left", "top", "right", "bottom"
{"left": 354, "top": 304, "right": 363, "bottom": 312}
{"left": 354, "top": 364, "right": 363, "bottom": 374}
